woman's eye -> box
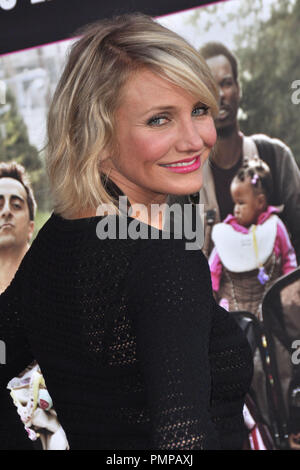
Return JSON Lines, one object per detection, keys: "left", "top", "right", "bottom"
{"left": 147, "top": 115, "right": 169, "bottom": 127}
{"left": 192, "top": 106, "right": 209, "bottom": 117}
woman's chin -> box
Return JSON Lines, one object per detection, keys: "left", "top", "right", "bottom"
{"left": 165, "top": 178, "right": 203, "bottom": 196}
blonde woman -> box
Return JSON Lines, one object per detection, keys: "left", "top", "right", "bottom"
{"left": 0, "top": 14, "right": 253, "bottom": 450}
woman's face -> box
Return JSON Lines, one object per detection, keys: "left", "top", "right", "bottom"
{"left": 102, "top": 68, "right": 216, "bottom": 205}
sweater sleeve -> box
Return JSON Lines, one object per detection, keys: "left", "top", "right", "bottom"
{"left": 0, "top": 254, "right": 35, "bottom": 449}
{"left": 126, "top": 239, "right": 220, "bottom": 450}
{"left": 276, "top": 218, "right": 298, "bottom": 275}
{"left": 208, "top": 247, "right": 223, "bottom": 292}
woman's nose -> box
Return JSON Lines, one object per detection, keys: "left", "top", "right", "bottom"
{"left": 176, "top": 119, "right": 205, "bottom": 153}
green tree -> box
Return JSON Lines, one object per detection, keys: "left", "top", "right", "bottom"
{"left": 237, "top": 0, "right": 300, "bottom": 166}
{"left": 0, "top": 88, "right": 51, "bottom": 223}
{"left": 0, "top": 88, "right": 41, "bottom": 170}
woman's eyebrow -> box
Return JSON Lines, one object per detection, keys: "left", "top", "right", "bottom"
{"left": 140, "top": 105, "right": 176, "bottom": 116}
{"left": 141, "top": 101, "right": 204, "bottom": 117}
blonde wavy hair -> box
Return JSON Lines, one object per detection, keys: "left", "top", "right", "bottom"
{"left": 46, "top": 13, "right": 219, "bottom": 218}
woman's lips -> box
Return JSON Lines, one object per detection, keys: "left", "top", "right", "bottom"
{"left": 159, "top": 156, "right": 201, "bottom": 174}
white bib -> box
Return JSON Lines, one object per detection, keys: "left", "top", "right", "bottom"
{"left": 212, "top": 215, "right": 278, "bottom": 272}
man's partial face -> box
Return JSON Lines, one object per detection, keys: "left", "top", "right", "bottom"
{"left": 206, "top": 54, "right": 240, "bottom": 137}
{"left": 0, "top": 177, "right": 34, "bottom": 251}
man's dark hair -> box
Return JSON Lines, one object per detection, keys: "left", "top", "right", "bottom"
{"left": 0, "top": 161, "right": 37, "bottom": 221}
{"left": 199, "top": 42, "right": 239, "bottom": 83}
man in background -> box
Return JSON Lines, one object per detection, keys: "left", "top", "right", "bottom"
{"left": 198, "top": 42, "right": 300, "bottom": 262}
{"left": 197, "top": 45, "right": 300, "bottom": 449}
{"left": 0, "top": 161, "right": 35, "bottom": 294}
{"left": 0, "top": 161, "right": 67, "bottom": 450}
{"left": 0, "top": 161, "right": 36, "bottom": 449}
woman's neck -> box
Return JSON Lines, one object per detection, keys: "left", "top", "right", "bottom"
{"left": 69, "top": 171, "right": 168, "bottom": 230}
{"left": 107, "top": 171, "right": 168, "bottom": 230}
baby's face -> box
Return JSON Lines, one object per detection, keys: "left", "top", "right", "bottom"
{"left": 231, "top": 179, "right": 263, "bottom": 227}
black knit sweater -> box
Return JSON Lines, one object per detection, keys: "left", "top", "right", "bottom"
{"left": 0, "top": 195, "right": 253, "bottom": 450}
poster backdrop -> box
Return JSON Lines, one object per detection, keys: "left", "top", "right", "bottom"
{"left": 0, "top": 0, "right": 300, "bottom": 451}
{"left": 0, "top": 0, "right": 216, "bottom": 54}
{"left": 1, "top": 0, "right": 299, "bottom": 225}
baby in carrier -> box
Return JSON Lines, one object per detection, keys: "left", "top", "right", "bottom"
{"left": 209, "top": 157, "right": 297, "bottom": 320}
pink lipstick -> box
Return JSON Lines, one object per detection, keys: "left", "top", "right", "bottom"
{"left": 159, "top": 156, "right": 201, "bottom": 174}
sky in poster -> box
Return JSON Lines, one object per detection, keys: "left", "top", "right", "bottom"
{"left": 158, "top": 0, "right": 295, "bottom": 49}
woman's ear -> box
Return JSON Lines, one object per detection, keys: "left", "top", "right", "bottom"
{"left": 98, "top": 147, "right": 113, "bottom": 173}
{"left": 99, "top": 146, "right": 111, "bottom": 163}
